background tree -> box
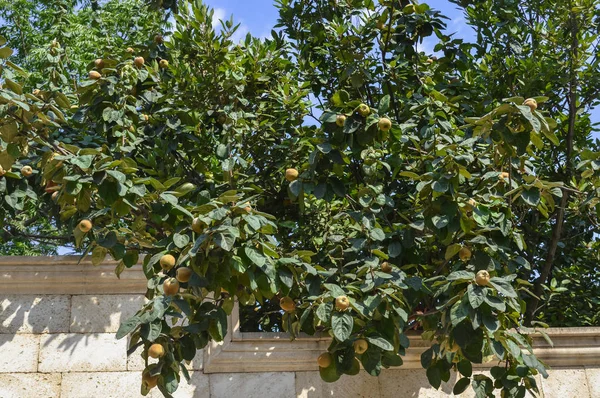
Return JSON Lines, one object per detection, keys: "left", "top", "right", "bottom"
{"left": 448, "top": 0, "right": 600, "bottom": 325}
{"left": 0, "top": 0, "right": 166, "bottom": 254}
{"left": 1, "top": 1, "right": 598, "bottom": 397}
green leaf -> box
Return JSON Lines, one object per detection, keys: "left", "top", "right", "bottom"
{"left": 164, "top": 369, "right": 179, "bottom": 394}
{"left": 360, "top": 345, "right": 382, "bottom": 376}
{"left": 323, "top": 283, "right": 346, "bottom": 298}
{"left": 467, "top": 284, "right": 485, "bottom": 309}
{"left": 457, "top": 359, "right": 472, "bottom": 377}
{"left": 444, "top": 244, "right": 462, "bottom": 260}
{"left": 244, "top": 246, "right": 266, "bottom": 267}
{"left": 388, "top": 241, "right": 402, "bottom": 258}
{"left": 208, "top": 307, "right": 228, "bottom": 342}
{"left": 378, "top": 95, "right": 390, "bottom": 114}
{"left": 426, "top": 365, "right": 441, "bottom": 389}
{"left": 521, "top": 188, "right": 540, "bottom": 206}
{"left": 331, "top": 312, "right": 353, "bottom": 342}
{"left": 488, "top": 277, "right": 518, "bottom": 298}
{"left": 447, "top": 271, "right": 475, "bottom": 282}
{"left": 173, "top": 232, "right": 190, "bottom": 248}
{"left": 453, "top": 377, "right": 471, "bottom": 395}
{"left": 141, "top": 320, "right": 162, "bottom": 342}
{"left": 91, "top": 246, "right": 108, "bottom": 266}
{"left": 0, "top": 47, "right": 13, "bottom": 58}
{"left": 484, "top": 295, "right": 506, "bottom": 312}
{"left": 116, "top": 316, "right": 141, "bottom": 339}
{"left": 366, "top": 336, "right": 394, "bottom": 351}
{"left": 370, "top": 228, "right": 385, "bottom": 241}
{"left": 420, "top": 347, "right": 434, "bottom": 368}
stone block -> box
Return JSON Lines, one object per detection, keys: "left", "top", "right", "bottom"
{"left": 0, "top": 295, "right": 70, "bottom": 334}
{"left": 295, "top": 371, "right": 381, "bottom": 398}
{"left": 586, "top": 367, "right": 600, "bottom": 398}
{"left": 39, "top": 333, "right": 127, "bottom": 372}
{"left": 540, "top": 368, "right": 590, "bottom": 398}
{"left": 70, "top": 295, "right": 146, "bottom": 333}
{"left": 210, "top": 372, "right": 295, "bottom": 398}
{"left": 379, "top": 368, "right": 450, "bottom": 398}
{"left": 0, "top": 334, "right": 39, "bottom": 373}
{"left": 61, "top": 372, "right": 142, "bottom": 398}
{"left": 0, "top": 373, "right": 61, "bottom": 398}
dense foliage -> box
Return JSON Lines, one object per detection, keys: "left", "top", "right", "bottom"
{"left": 1, "top": 0, "right": 599, "bottom": 397}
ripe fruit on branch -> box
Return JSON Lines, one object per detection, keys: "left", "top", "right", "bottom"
{"left": 381, "top": 261, "right": 392, "bottom": 273}
{"left": 317, "top": 352, "right": 332, "bottom": 368}
{"left": 142, "top": 370, "right": 158, "bottom": 389}
{"left": 378, "top": 117, "right": 392, "bottom": 132}
{"left": 44, "top": 181, "right": 58, "bottom": 193}
{"left": 358, "top": 104, "right": 370, "bottom": 117}
{"left": 280, "top": 296, "right": 296, "bottom": 312}
{"left": 336, "top": 114, "right": 346, "bottom": 127}
{"left": 500, "top": 172, "right": 510, "bottom": 180}
{"left": 192, "top": 217, "right": 204, "bottom": 234}
{"left": 134, "top": 57, "right": 145, "bottom": 68}
{"left": 243, "top": 204, "right": 252, "bottom": 213}
{"left": 160, "top": 254, "right": 176, "bottom": 271}
{"left": 94, "top": 58, "right": 104, "bottom": 69}
{"left": 475, "top": 270, "right": 490, "bottom": 286}
{"left": 148, "top": 343, "right": 165, "bottom": 358}
{"left": 78, "top": 219, "right": 92, "bottom": 233}
{"left": 285, "top": 168, "right": 299, "bottom": 182}
{"left": 126, "top": 47, "right": 134, "bottom": 53}
{"left": 523, "top": 98, "right": 537, "bottom": 111}
{"left": 21, "top": 166, "right": 33, "bottom": 177}
{"left": 459, "top": 247, "right": 471, "bottom": 262}
{"left": 159, "top": 59, "right": 169, "bottom": 69}
{"left": 89, "top": 71, "right": 101, "bottom": 80}
{"left": 163, "top": 278, "right": 180, "bottom": 296}
{"left": 335, "top": 295, "right": 350, "bottom": 311}
{"left": 353, "top": 339, "right": 368, "bottom": 355}
{"left": 176, "top": 267, "right": 193, "bottom": 283}
{"left": 467, "top": 198, "right": 477, "bottom": 209}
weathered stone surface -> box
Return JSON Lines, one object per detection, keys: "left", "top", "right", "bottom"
{"left": 127, "top": 341, "right": 203, "bottom": 371}
{"left": 379, "top": 369, "right": 449, "bottom": 398}
{"left": 0, "top": 373, "right": 61, "bottom": 398}
{"left": 39, "top": 333, "right": 127, "bottom": 372}
{"left": 586, "top": 367, "right": 600, "bottom": 398}
{"left": 295, "top": 371, "right": 381, "bottom": 398}
{"left": 70, "top": 295, "right": 146, "bottom": 333}
{"left": 61, "top": 371, "right": 141, "bottom": 398}
{"left": 0, "top": 334, "right": 39, "bottom": 373}
{"left": 0, "top": 295, "right": 70, "bottom": 334}
{"left": 210, "top": 372, "right": 295, "bottom": 398}
{"left": 540, "top": 368, "right": 590, "bottom": 398}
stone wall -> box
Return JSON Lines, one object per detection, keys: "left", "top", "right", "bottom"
{"left": 0, "top": 293, "right": 599, "bottom": 398}
{"left": 1, "top": 256, "right": 599, "bottom": 398}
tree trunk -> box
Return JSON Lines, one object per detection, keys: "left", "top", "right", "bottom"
{"left": 525, "top": 11, "right": 577, "bottom": 325}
